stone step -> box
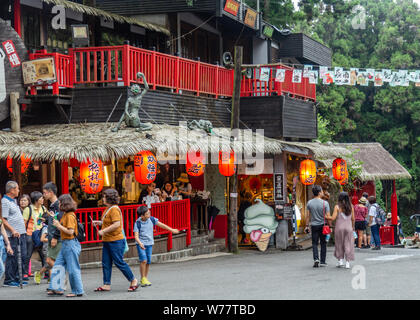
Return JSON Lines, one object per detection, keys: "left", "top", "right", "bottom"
{"left": 190, "top": 235, "right": 209, "bottom": 246}
{"left": 191, "top": 229, "right": 214, "bottom": 238}
{"left": 191, "top": 242, "right": 226, "bottom": 256}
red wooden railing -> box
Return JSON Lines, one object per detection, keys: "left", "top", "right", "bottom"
{"left": 240, "top": 65, "right": 317, "bottom": 101}
{"left": 28, "top": 45, "right": 315, "bottom": 101}
{"left": 75, "top": 199, "right": 191, "bottom": 251}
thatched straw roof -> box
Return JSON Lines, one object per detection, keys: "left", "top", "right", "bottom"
{"left": 316, "top": 142, "right": 411, "bottom": 181}
{"left": 0, "top": 123, "right": 283, "bottom": 162}
{"left": 41, "top": 0, "right": 170, "bottom": 35}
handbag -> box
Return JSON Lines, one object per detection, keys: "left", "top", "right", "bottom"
{"left": 322, "top": 201, "right": 331, "bottom": 235}
{"left": 102, "top": 206, "right": 129, "bottom": 254}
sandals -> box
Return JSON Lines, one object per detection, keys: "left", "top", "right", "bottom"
{"left": 66, "top": 293, "right": 83, "bottom": 298}
{"left": 47, "top": 290, "right": 64, "bottom": 296}
{"left": 94, "top": 286, "right": 111, "bottom": 292}
{"left": 128, "top": 282, "right": 140, "bottom": 292}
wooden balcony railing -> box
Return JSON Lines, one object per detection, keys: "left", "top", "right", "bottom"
{"left": 28, "top": 45, "right": 316, "bottom": 101}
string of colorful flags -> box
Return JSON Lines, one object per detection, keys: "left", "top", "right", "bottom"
{"left": 257, "top": 64, "right": 420, "bottom": 87}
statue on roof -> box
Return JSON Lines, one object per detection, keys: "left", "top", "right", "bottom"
{"left": 112, "top": 72, "right": 153, "bottom": 133}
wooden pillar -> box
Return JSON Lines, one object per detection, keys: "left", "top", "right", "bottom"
{"left": 12, "top": 157, "right": 22, "bottom": 189}
{"left": 13, "top": 0, "right": 22, "bottom": 37}
{"left": 61, "top": 160, "right": 69, "bottom": 194}
{"left": 10, "top": 92, "right": 20, "bottom": 132}
{"left": 227, "top": 46, "right": 242, "bottom": 254}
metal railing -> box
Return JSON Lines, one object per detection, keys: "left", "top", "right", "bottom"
{"left": 75, "top": 199, "right": 191, "bottom": 251}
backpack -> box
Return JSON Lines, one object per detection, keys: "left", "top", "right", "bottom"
{"left": 74, "top": 214, "right": 86, "bottom": 243}
{"left": 27, "top": 206, "right": 45, "bottom": 248}
{"left": 135, "top": 216, "right": 158, "bottom": 236}
{"left": 374, "top": 204, "right": 386, "bottom": 226}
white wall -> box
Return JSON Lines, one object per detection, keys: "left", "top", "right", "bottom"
{"left": 252, "top": 37, "right": 268, "bottom": 65}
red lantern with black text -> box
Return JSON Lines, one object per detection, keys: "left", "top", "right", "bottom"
{"left": 218, "top": 151, "right": 236, "bottom": 177}
{"left": 186, "top": 150, "right": 205, "bottom": 177}
{"left": 332, "top": 158, "right": 347, "bottom": 181}
{"left": 80, "top": 159, "right": 104, "bottom": 194}
{"left": 7, "top": 154, "right": 31, "bottom": 174}
{"left": 134, "top": 150, "right": 157, "bottom": 184}
{"left": 300, "top": 159, "right": 317, "bottom": 185}
{"left": 339, "top": 170, "right": 349, "bottom": 185}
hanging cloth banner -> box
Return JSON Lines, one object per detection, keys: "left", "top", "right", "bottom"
{"left": 382, "top": 69, "right": 393, "bottom": 83}
{"left": 308, "top": 70, "right": 318, "bottom": 84}
{"left": 319, "top": 66, "right": 328, "bottom": 80}
{"left": 275, "top": 69, "right": 285, "bottom": 83}
{"left": 350, "top": 68, "right": 358, "bottom": 86}
{"left": 292, "top": 69, "right": 302, "bottom": 83}
{"left": 259, "top": 67, "right": 270, "bottom": 82}
{"left": 323, "top": 69, "right": 334, "bottom": 85}
{"left": 303, "top": 65, "right": 312, "bottom": 78}
{"left": 374, "top": 71, "right": 384, "bottom": 87}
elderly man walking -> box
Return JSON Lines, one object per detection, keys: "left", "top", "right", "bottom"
{"left": 2, "top": 181, "right": 28, "bottom": 287}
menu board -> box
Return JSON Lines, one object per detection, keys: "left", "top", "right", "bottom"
{"left": 274, "top": 173, "right": 284, "bottom": 201}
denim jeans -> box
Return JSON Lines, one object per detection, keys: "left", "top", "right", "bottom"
{"left": 371, "top": 224, "right": 381, "bottom": 248}
{"left": 0, "top": 236, "right": 5, "bottom": 279}
{"left": 49, "top": 239, "right": 84, "bottom": 295}
{"left": 102, "top": 239, "right": 135, "bottom": 285}
{"left": 4, "top": 235, "right": 27, "bottom": 285}
{"left": 311, "top": 225, "right": 327, "bottom": 263}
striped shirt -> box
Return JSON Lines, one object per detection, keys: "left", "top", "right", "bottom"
{"left": 2, "top": 195, "right": 26, "bottom": 237}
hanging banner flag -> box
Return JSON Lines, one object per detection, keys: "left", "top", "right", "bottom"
{"left": 350, "top": 68, "right": 358, "bottom": 86}
{"left": 342, "top": 70, "right": 351, "bottom": 85}
{"left": 259, "top": 67, "right": 270, "bottom": 82}
{"left": 382, "top": 69, "right": 393, "bottom": 83}
{"left": 357, "top": 72, "right": 368, "bottom": 86}
{"left": 303, "top": 65, "right": 312, "bottom": 78}
{"left": 292, "top": 69, "right": 302, "bottom": 83}
{"left": 275, "top": 69, "right": 286, "bottom": 83}
{"left": 390, "top": 72, "right": 400, "bottom": 87}
{"left": 366, "top": 69, "right": 375, "bottom": 82}
{"left": 407, "top": 71, "right": 417, "bottom": 83}
{"left": 374, "top": 71, "right": 384, "bottom": 87}
{"left": 308, "top": 70, "right": 318, "bottom": 84}
{"left": 319, "top": 66, "right": 328, "bottom": 80}
{"left": 334, "top": 67, "right": 344, "bottom": 85}
{"left": 323, "top": 70, "right": 334, "bottom": 85}
{"left": 399, "top": 70, "right": 409, "bottom": 86}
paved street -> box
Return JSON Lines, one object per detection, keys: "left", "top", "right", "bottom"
{"left": 0, "top": 246, "right": 419, "bottom": 300}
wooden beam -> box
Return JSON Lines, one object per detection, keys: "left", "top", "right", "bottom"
{"left": 10, "top": 92, "right": 20, "bottom": 132}
{"left": 227, "top": 46, "right": 243, "bottom": 254}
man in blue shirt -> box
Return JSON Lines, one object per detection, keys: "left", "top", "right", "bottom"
{"left": 134, "top": 206, "right": 179, "bottom": 287}
{"left": 2, "top": 181, "right": 28, "bottom": 287}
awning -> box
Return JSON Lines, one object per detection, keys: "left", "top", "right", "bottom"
{"left": 0, "top": 123, "right": 283, "bottom": 162}
{"left": 41, "top": 0, "right": 170, "bottom": 36}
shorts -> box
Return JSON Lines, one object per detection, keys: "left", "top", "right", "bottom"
{"left": 47, "top": 240, "right": 62, "bottom": 260}
{"left": 355, "top": 221, "right": 366, "bottom": 231}
{"left": 364, "top": 222, "right": 371, "bottom": 235}
{"left": 136, "top": 244, "right": 153, "bottom": 265}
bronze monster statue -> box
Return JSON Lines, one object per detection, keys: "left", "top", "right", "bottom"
{"left": 112, "top": 72, "right": 153, "bottom": 132}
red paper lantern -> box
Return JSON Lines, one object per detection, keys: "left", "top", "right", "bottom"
{"left": 80, "top": 159, "right": 104, "bottom": 194}
{"left": 339, "top": 170, "right": 349, "bottom": 185}
{"left": 300, "top": 159, "right": 317, "bottom": 185}
{"left": 186, "top": 150, "right": 205, "bottom": 177}
{"left": 218, "top": 151, "right": 236, "bottom": 177}
{"left": 7, "top": 154, "right": 31, "bottom": 174}
{"left": 134, "top": 151, "right": 157, "bottom": 184}
{"left": 332, "top": 158, "right": 348, "bottom": 181}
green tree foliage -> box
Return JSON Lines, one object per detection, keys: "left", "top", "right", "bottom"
{"left": 263, "top": 0, "right": 420, "bottom": 217}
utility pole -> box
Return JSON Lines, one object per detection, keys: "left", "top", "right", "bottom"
{"left": 228, "top": 46, "right": 243, "bottom": 253}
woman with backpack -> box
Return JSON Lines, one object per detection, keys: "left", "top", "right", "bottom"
{"left": 47, "top": 194, "right": 84, "bottom": 297}
{"left": 22, "top": 192, "right": 47, "bottom": 281}
{"left": 368, "top": 196, "right": 381, "bottom": 250}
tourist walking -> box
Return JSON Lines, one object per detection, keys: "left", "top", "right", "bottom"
{"left": 48, "top": 194, "right": 84, "bottom": 297}
{"left": 304, "top": 185, "right": 330, "bottom": 268}
{"left": 134, "top": 205, "right": 179, "bottom": 287}
{"left": 368, "top": 196, "right": 381, "bottom": 250}
{"left": 22, "top": 191, "right": 47, "bottom": 281}
{"left": 2, "top": 181, "right": 28, "bottom": 287}
{"left": 326, "top": 192, "right": 355, "bottom": 269}
{"left": 43, "top": 182, "right": 64, "bottom": 285}
{"left": 0, "top": 205, "right": 14, "bottom": 280}
{"left": 354, "top": 197, "right": 368, "bottom": 248}
{"left": 92, "top": 188, "right": 139, "bottom": 292}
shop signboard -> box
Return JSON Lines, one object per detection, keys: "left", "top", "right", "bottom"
{"left": 244, "top": 8, "right": 258, "bottom": 28}
{"left": 22, "top": 57, "right": 56, "bottom": 85}
{"left": 263, "top": 25, "right": 274, "bottom": 38}
{"left": 274, "top": 173, "right": 284, "bottom": 201}
{"left": 224, "top": 0, "right": 240, "bottom": 16}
